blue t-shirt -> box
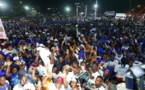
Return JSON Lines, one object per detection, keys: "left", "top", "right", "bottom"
{"left": 78, "top": 50, "right": 84, "bottom": 59}
{"left": 0, "top": 83, "right": 9, "bottom": 90}
{"left": 9, "top": 73, "right": 19, "bottom": 87}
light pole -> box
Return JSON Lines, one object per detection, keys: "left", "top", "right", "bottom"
{"left": 75, "top": 3, "right": 80, "bottom": 17}
{"left": 85, "top": 5, "right": 87, "bottom": 17}
{"left": 129, "top": 0, "right": 132, "bottom": 14}
{"left": 24, "top": 5, "right": 30, "bottom": 16}
{"left": 94, "top": 0, "right": 98, "bottom": 18}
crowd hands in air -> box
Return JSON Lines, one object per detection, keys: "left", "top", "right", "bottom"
{"left": 0, "top": 16, "right": 144, "bottom": 90}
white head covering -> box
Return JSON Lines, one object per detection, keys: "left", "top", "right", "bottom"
{"left": 13, "top": 56, "right": 19, "bottom": 61}
{"left": 70, "top": 77, "right": 77, "bottom": 82}
{"left": 80, "top": 44, "right": 85, "bottom": 49}
{"left": 54, "top": 38, "right": 58, "bottom": 42}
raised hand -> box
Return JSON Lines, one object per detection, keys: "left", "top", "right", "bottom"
{"left": 7, "top": 61, "right": 12, "bottom": 66}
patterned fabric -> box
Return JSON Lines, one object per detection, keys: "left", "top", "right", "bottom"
{"left": 9, "top": 73, "right": 19, "bottom": 87}
{"left": 78, "top": 50, "right": 84, "bottom": 59}
{"left": 0, "top": 83, "right": 9, "bottom": 90}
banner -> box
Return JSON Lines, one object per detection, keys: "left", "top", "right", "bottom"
{"left": 0, "top": 19, "right": 7, "bottom": 39}
{"left": 104, "top": 11, "right": 115, "bottom": 17}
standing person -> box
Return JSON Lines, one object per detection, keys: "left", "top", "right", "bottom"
{"left": 95, "top": 76, "right": 106, "bottom": 90}
{"left": 13, "top": 75, "right": 35, "bottom": 90}
{"left": 114, "top": 58, "right": 129, "bottom": 83}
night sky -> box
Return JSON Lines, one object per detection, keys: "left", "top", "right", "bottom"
{"left": 7, "top": 0, "right": 145, "bottom": 14}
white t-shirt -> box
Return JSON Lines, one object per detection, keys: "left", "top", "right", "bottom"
{"left": 122, "top": 45, "right": 129, "bottom": 51}
{"left": 88, "top": 71, "right": 101, "bottom": 84}
{"left": 2, "top": 48, "right": 7, "bottom": 53}
{"left": 107, "top": 60, "right": 119, "bottom": 67}
{"left": 113, "top": 49, "right": 123, "bottom": 63}
{"left": 114, "top": 64, "right": 129, "bottom": 81}
{"left": 48, "top": 63, "right": 54, "bottom": 73}
{"left": 4, "top": 49, "right": 18, "bottom": 56}
{"left": 48, "top": 83, "right": 65, "bottom": 90}
{"left": 92, "top": 71, "right": 100, "bottom": 80}
{"left": 80, "top": 66, "right": 86, "bottom": 72}
{"left": 66, "top": 72, "right": 75, "bottom": 84}
{"left": 96, "top": 86, "right": 106, "bottom": 90}
{"left": 37, "top": 65, "right": 48, "bottom": 76}
{"left": 52, "top": 72, "right": 62, "bottom": 81}
{"left": 18, "top": 45, "right": 24, "bottom": 52}
{"left": 37, "top": 47, "right": 51, "bottom": 65}
{"left": 13, "top": 83, "right": 35, "bottom": 90}
{"left": 115, "top": 54, "right": 123, "bottom": 63}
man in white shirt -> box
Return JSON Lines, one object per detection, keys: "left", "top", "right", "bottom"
{"left": 92, "top": 62, "right": 101, "bottom": 80}
{"left": 113, "top": 49, "right": 123, "bottom": 63}
{"left": 114, "top": 58, "right": 129, "bottom": 82}
{"left": 95, "top": 76, "right": 106, "bottom": 90}
{"left": 4, "top": 44, "right": 18, "bottom": 56}
{"left": 13, "top": 75, "right": 35, "bottom": 90}
{"left": 106, "top": 54, "right": 119, "bottom": 68}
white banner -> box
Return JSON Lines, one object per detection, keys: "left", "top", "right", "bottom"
{"left": 0, "top": 19, "right": 7, "bottom": 39}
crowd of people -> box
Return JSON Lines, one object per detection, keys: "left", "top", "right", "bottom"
{"left": 0, "top": 16, "right": 144, "bottom": 90}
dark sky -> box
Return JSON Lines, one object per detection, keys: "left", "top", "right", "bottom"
{"left": 8, "top": 0, "right": 145, "bottom": 14}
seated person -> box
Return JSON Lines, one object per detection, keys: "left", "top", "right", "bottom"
{"left": 13, "top": 75, "right": 35, "bottom": 90}
{"left": 95, "top": 76, "right": 106, "bottom": 90}
{"left": 0, "top": 76, "right": 10, "bottom": 90}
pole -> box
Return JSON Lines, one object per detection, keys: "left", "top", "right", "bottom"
{"left": 85, "top": 5, "right": 87, "bottom": 17}
{"left": 95, "top": 7, "right": 97, "bottom": 18}
{"left": 75, "top": 3, "right": 79, "bottom": 17}
{"left": 76, "top": 6, "right": 78, "bottom": 17}
{"left": 129, "top": 0, "right": 132, "bottom": 14}
{"left": 95, "top": 0, "right": 97, "bottom": 18}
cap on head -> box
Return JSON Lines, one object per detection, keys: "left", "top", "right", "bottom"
{"left": 13, "top": 56, "right": 19, "bottom": 61}
{"left": 55, "top": 76, "right": 63, "bottom": 83}
{"left": 54, "top": 38, "right": 58, "bottom": 42}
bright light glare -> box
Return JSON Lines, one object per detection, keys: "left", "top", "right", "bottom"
{"left": 81, "top": 12, "right": 84, "bottom": 15}
{"left": 94, "top": 4, "right": 98, "bottom": 8}
{"left": 24, "top": 6, "right": 30, "bottom": 10}
{"left": 0, "top": 2, "right": 8, "bottom": 9}
{"left": 0, "top": 3, "right": 3, "bottom": 7}
{"left": 65, "top": 7, "right": 70, "bottom": 12}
